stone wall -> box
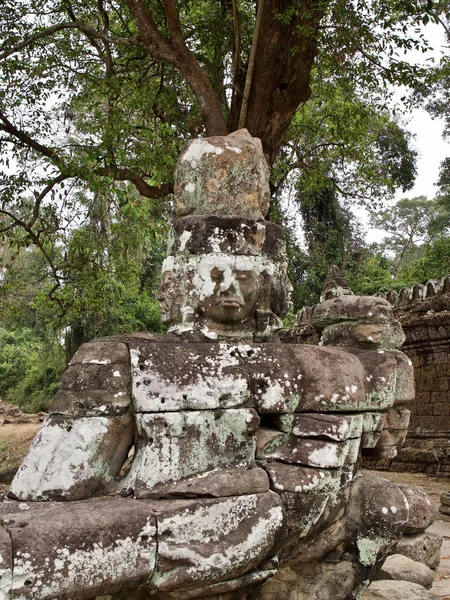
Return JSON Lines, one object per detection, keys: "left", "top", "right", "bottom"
{"left": 285, "top": 274, "right": 450, "bottom": 476}
{"left": 371, "top": 277, "right": 450, "bottom": 475}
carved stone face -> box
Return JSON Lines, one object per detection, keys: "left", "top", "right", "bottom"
{"left": 198, "top": 264, "right": 259, "bottom": 324}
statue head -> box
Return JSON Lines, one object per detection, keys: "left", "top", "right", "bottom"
{"left": 157, "top": 129, "right": 291, "bottom": 341}
{"left": 157, "top": 218, "right": 291, "bottom": 340}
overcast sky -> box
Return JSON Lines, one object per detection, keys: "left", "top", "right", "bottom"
{"left": 364, "top": 22, "right": 450, "bottom": 243}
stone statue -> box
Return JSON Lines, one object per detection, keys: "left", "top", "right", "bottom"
{"left": 0, "top": 130, "right": 434, "bottom": 600}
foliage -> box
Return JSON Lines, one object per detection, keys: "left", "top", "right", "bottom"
{"left": 396, "top": 236, "right": 450, "bottom": 283}
{"left": 370, "top": 195, "right": 448, "bottom": 274}
{"left": 0, "top": 327, "right": 65, "bottom": 413}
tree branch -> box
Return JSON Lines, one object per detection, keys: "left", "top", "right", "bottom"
{"left": 0, "top": 21, "right": 139, "bottom": 62}
{"left": 124, "top": 0, "right": 228, "bottom": 136}
{"left": 0, "top": 112, "right": 173, "bottom": 199}
{"left": 0, "top": 112, "right": 60, "bottom": 163}
{"left": 239, "top": 0, "right": 264, "bottom": 129}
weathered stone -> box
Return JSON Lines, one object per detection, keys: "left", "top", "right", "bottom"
{"left": 362, "top": 579, "right": 439, "bottom": 599}
{"left": 394, "top": 532, "right": 443, "bottom": 570}
{"left": 440, "top": 491, "right": 450, "bottom": 505}
{"left": 0, "top": 525, "right": 12, "bottom": 598}
{"left": 2, "top": 498, "right": 157, "bottom": 599}
{"left": 319, "top": 265, "right": 354, "bottom": 302}
{"left": 258, "top": 435, "right": 360, "bottom": 468}
{"left": 262, "top": 462, "right": 344, "bottom": 544}
{"left": 255, "top": 558, "right": 361, "bottom": 600}
{"left": 386, "top": 407, "right": 411, "bottom": 429}
{"left": 341, "top": 348, "right": 398, "bottom": 410}
{"left": 312, "top": 295, "right": 395, "bottom": 330}
{"left": 362, "top": 431, "right": 382, "bottom": 448}
{"left": 149, "top": 568, "right": 277, "bottom": 599}
{"left": 270, "top": 412, "right": 363, "bottom": 441}
{"left": 345, "top": 474, "right": 409, "bottom": 568}
{"left": 361, "top": 412, "right": 386, "bottom": 448}
{"left": 51, "top": 388, "right": 131, "bottom": 416}
{"left": 121, "top": 410, "right": 259, "bottom": 498}
{"left": 174, "top": 129, "right": 270, "bottom": 220}
{"left": 390, "top": 350, "right": 415, "bottom": 405}
{"left": 376, "top": 426, "right": 408, "bottom": 447}
{"left": 130, "top": 341, "right": 251, "bottom": 411}
{"left": 321, "top": 320, "right": 406, "bottom": 349}
{"left": 135, "top": 467, "right": 270, "bottom": 499}
{"left": 0, "top": 133, "right": 425, "bottom": 600}
{"left": 58, "top": 361, "right": 131, "bottom": 393}
{"left": 10, "top": 415, "right": 133, "bottom": 501}
{"left": 69, "top": 340, "right": 129, "bottom": 365}
{"left": 149, "top": 493, "right": 283, "bottom": 592}
{"left": 169, "top": 217, "right": 286, "bottom": 259}
{"left": 362, "top": 412, "right": 387, "bottom": 433}
{"left": 290, "top": 345, "right": 367, "bottom": 412}
{"left": 376, "top": 554, "right": 435, "bottom": 588}
{"left": 400, "top": 485, "right": 436, "bottom": 534}
{"left": 439, "top": 503, "right": 450, "bottom": 515}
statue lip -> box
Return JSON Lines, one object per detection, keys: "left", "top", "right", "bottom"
{"left": 216, "top": 298, "right": 244, "bottom": 308}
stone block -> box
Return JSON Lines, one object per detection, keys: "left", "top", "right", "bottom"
{"left": 258, "top": 435, "right": 361, "bottom": 468}
{"left": 273, "top": 412, "right": 364, "bottom": 441}
{"left": 377, "top": 427, "right": 408, "bottom": 447}
{"left": 262, "top": 461, "right": 345, "bottom": 550}
{"left": 363, "top": 580, "right": 439, "bottom": 599}
{"left": 2, "top": 498, "right": 157, "bottom": 599}
{"left": 361, "top": 431, "right": 382, "bottom": 448}
{"left": 375, "top": 554, "right": 435, "bottom": 588}
{"left": 440, "top": 491, "right": 450, "bottom": 505}
{"left": 385, "top": 407, "right": 411, "bottom": 429}
{"left": 290, "top": 345, "right": 367, "bottom": 412}
{"left": 169, "top": 216, "right": 286, "bottom": 258}
{"left": 362, "top": 412, "right": 387, "bottom": 432}
{"left": 51, "top": 388, "right": 131, "bottom": 417}
{"left": 149, "top": 568, "right": 277, "bottom": 599}
{"left": 137, "top": 466, "right": 270, "bottom": 499}
{"left": 58, "top": 362, "right": 130, "bottom": 393}
{"left": 149, "top": 493, "right": 283, "bottom": 592}
{"left": 346, "top": 473, "right": 409, "bottom": 567}
{"left": 389, "top": 350, "right": 415, "bottom": 405}
{"left": 121, "top": 410, "right": 259, "bottom": 498}
{"left": 312, "top": 295, "right": 395, "bottom": 330}
{"left": 343, "top": 348, "right": 398, "bottom": 410}
{"left": 69, "top": 340, "right": 129, "bottom": 365}
{"left": 321, "top": 320, "right": 406, "bottom": 349}
{"left": 130, "top": 341, "right": 252, "bottom": 412}
{"left": 394, "top": 532, "right": 443, "bottom": 570}
{"left": 9, "top": 415, "right": 133, "bottom": 501}
{"left": 174, "top": 129, "right": 270, "bottom": 219}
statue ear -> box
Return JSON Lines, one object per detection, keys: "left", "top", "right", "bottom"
{"left": 256, "top": 271, "right": 272, "bottom": 313}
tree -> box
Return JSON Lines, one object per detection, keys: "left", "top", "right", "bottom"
{"left": 0, "top": 0, "right": 438, "bottom": 333}
{"left": 369, "top": 196, "right": 444, "bottom": 275}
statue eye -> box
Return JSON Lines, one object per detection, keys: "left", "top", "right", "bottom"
{"left": 236, "top": 272, "right": 250, "bottom": 281}
{"left": 211, "top": 270, "right": 224, "bottom": 282}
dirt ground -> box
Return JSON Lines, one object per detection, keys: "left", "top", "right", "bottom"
{"left": 0, "top": 421, "right": 40, "bottom": 489}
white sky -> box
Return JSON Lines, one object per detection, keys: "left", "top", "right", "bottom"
{"left": 363, "top": 22, "right": 450, "bottom": 244}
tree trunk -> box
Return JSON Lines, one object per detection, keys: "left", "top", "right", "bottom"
{"left": 228, "top": 0, "right": 326, "bottom": 164}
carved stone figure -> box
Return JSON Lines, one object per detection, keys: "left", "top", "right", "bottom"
{"left": 0, "top": 129, "right": 434, "bottom": 600}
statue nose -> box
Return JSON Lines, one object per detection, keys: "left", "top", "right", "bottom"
{"left": 220, "top": 281, "right": 237, "bottom": 295}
